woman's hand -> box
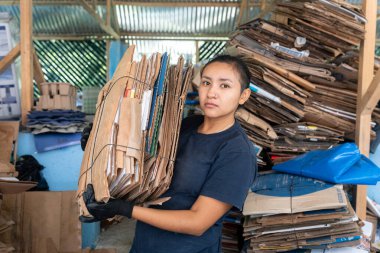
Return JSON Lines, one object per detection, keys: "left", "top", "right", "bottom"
{"left": 79, "top": 184, "right": 134, "bottom": 223}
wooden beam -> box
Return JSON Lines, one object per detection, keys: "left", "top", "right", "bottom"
{"left": 33, "top": 32, "right": 230, "bottom": 40}
{"left": 111, "top": 0, "right": 120, "bottom": 34}
{"left": 355, "top": 0, "right": 377, "bottom": 220}
{"left": 32, "top": 48, "right": 45, "bottom": 93}
{"left": 106, "top": 40, "right": 110, "bottom": 81}
{"left": 360, "top": 69, "right": 380, "bottom": 116}
{"left": 33, "top": 34, "right": 107, "bottom": 40}
{"left": 195, "top": 41, "right": 200, "bottom": 63}
{"left": 121, "top": 32, "right": 230, "bottom": 39}
{"left": 1, "top": 0, "right": 266, "bottom": 6}
{"left": 0, "top": 44, "right": 20, "bottom": 75}
{"left": 20, "top": 0, "right": 33, "bottom": 126}
{"left": 106, "top": 0, "right": 111, "bottom": 26}
{"left": 113, "top": 1, "right": 240, "bottom": 7}
{"left": 79, "top": 0, "right": 120, "bottom": 39}
{"left": 235, "top": 0, "right": 248, "bottom": 28}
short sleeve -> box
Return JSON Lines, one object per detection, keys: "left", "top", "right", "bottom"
{"left": 200, "top": 149, "right": 256, "bottom": 210}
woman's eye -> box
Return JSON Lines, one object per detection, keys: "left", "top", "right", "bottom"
{"left": 201, "top": 81, "right": 210, "bottom": 86}
{"left": 220, "top": 84, "right": 230, "bottom": 88}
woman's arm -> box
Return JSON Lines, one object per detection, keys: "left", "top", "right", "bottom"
{"left": 132, "top": 195, "right": 232, "bottom": 236}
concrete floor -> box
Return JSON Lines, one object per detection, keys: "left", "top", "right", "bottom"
{"left": 96, "top": 219, "right": 136, "bottom": 253}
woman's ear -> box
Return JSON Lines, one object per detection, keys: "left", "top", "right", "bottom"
{"left": 239, "top": 88, "right": 251, "bottom": 105}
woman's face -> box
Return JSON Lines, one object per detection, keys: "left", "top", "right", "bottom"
{"left": 199, "top": 62, "right": 250, "bottom": 120}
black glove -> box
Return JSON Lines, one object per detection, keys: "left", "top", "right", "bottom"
{"left": 81, "top": 123, "right": 93, "bottom": 151}
{"left": 79, "top": 184, "right": 134, "bottom": 223}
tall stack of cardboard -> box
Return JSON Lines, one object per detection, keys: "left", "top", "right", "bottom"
{"left": 37, "top": 82, "right": 77, "bottom": 111}
{"left": 226, "top": 0, "right": 380, "bottom": 155}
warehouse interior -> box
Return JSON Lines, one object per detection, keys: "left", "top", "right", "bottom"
{"left": 0, "top": 0, "right": 380, "bottom": 252}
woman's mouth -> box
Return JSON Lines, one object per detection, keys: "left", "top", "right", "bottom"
{"left": 204, "top": 102, "right": 218, "bottom": 108}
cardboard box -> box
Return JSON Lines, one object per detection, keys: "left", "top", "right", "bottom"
{"left": 37, "top": 95, "right": 76, "bottom": 111}
{"left": 41, "top": 82, "right": 76, "bottom": 96}
{"left": 0, "top": 121, "right": 19, "bottom": 175}
{"left": 1, "top": 191, "right": 81, "bottom": 253}
{"left": 0, "top": 179, "right": 36, "bottom": 194}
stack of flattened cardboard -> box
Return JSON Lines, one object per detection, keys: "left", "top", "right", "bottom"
{"left": 221, "top": 211, "right": 244, "bottom": 253}
{"left": 77, "top": 46, "right": 193, "bottom": 217}
{"left": 26, "top": 110, "right": 86, "bottom": 134}
{"left": 242, "top": 173, "right": 363, "bottom": 252}
{"left": 227, "top": 0, "right": 380, "bottom": 153}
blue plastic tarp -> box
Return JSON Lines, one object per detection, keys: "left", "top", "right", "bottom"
{"left": 273, "top": 143, "right": 380, "bottom": 185}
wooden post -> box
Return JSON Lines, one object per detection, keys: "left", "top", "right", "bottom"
{"left": 20, "top": 0, "right": 33, "bottom": 126}
{"left": 195, "top": 41, "right": 200, "bottom": 63}
{"left": 355, "top": 0, "right": 377, "bottom": 220}
{"left": 106, "top": 40, "right": 110, "bottom": 81}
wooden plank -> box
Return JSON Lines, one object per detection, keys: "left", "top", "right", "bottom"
{"left": 355, "top": 0, "right": 377, "bottom": 221}
{"left": 236, "top": 0, "right": 248, "bottom": 27}
{"left": 79, "top": 0, "right": 120, "bottom": 39}
{"left": 2, "top": 0, "right": 266, "bottom": 7}
{"left": 106, "top": 40, "right": 110, "bottom": 81}
{"left": 20, "top": 0, "right": 33, "bottom": 126}
{"left": 33, "top": 33, "right": 229, "bottom": 40}
{"left": 113, "top": 1, "right": 241, "bottom": 7}
{"left": 111, "top": 0, "right": 120, "bottom": 34}
{"left": 195, "top": 41, "right": 199, "bottom": 63}
{"left": 32, "top": 48, "right": 45, "bottom": 93}
{"left": 0, "top": 43, "right": 20, "bottom": 75}
{"left": 360, "top": 69, "right": 380, "bottom": 116}
{"left": 106, "top": 0, "right": 111, "bottom": 26}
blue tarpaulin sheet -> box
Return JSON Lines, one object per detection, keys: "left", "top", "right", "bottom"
{"left": 273, "top": 143, "right": 380, "bottom": 185}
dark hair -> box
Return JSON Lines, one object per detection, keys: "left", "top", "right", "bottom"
{"left": 200, "top": 55, "right": 251, "bottom": 92}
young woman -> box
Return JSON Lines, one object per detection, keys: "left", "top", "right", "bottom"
{"left": 81, "top": 55, "right": 257, "bottom": 253}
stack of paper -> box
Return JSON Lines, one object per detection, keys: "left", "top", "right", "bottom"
{"left": 242, "top": 173, "right": 363, "bottom": 252}
{"left": 77, "top": 46, "right": 193, "bottom": 217}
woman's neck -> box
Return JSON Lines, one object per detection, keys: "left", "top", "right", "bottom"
{"left": 197, "top": 116, "right": 235, "bottom": 134}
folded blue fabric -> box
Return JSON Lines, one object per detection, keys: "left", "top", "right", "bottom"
{"left": 273, "top": 143, "right": 380, "bottom": 185}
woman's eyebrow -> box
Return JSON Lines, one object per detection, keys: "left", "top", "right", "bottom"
{"left": 218, "top": 78, "right": 233, "bottom": 83}
{"left": 201, "top": 75, "right": 212, "bottom": 80}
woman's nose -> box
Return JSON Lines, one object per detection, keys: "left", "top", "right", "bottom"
{"left": 206, "top": 85, "right": 217, "bottom": 98}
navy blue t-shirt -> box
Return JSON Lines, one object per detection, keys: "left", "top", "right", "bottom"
{"left": 131, "top": 115, "right": 257, "bottom": 253}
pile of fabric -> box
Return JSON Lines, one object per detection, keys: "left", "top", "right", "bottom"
{"left": 77, "top": 45, "right": 193, "bottom": 218}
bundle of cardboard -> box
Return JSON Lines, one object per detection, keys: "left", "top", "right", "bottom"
{"left": 243, "top": 173, "right": 363, "bottom": 252}
{"left": 222, "top": 210, "right": 244, "bottom": 253}
{"left": 77, "top": 46, "right": 193, "bottom": 217}
{"left": 37, "top": 82, "right": 77, "bottom": 111}
{"left": 227, "top": 0, "right": 380, "bottom": 153}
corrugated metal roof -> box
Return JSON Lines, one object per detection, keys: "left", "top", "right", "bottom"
{"left": 0, "top": 5, "right": 105, "bottom": 36}
{"left": 116, "top": 5, "right": 238, "bottom": 35}
{"left": 0, "top": 0, "right": 378, "bottom": 39}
